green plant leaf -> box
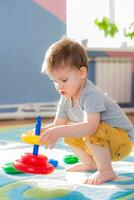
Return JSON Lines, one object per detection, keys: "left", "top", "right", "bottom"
{"left": 94, "top": 16, "right": 118, "bottom": 38}
{"left": 124, "top": 23, "right": 134, "bottom": 40}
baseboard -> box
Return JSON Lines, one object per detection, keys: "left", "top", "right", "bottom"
{"left": 0, "top": 102, "right": 57, "bottom": 120}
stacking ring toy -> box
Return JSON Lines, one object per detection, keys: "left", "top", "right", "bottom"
{"left": 13, "top": 116, "right": 55, "bottom": 174}
{"left": 3, "top": 162, "right": 23, "bottom": 174}
{"left": 63, "top": 155, "right": 79, "bottom": 164}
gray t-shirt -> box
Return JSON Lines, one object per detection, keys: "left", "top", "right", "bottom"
{"left": 56, "top": 79, "right": 134, "bottom": 141}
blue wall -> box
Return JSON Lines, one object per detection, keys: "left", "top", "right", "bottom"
{"left": 0, "top": 0, "right": 66, "bottom": 104}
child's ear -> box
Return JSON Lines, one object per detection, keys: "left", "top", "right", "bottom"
{"left": 80, "top": 66, "right": 87, "bottom": 79}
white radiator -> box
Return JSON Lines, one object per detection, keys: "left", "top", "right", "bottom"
{"left": 95, "top": 57, "right": 132, "bottom": 103}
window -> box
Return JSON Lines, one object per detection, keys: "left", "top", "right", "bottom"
{"left": 67, "top": 0, "right": 134, "bottom": 48}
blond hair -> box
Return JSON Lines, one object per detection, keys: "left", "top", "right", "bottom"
{"left": 41, "top": 37, "right": 88, "bottom": 74}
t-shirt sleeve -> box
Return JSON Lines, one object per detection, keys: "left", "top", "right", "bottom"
{"left": 55, "top": 96, "right": 67, "bottom": 119}
{"left": 83, "top": 91, "right": 107, "bottom": 114}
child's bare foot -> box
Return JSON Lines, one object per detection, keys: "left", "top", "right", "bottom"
{"left": 66, "top": 163, "right": 97, "bottom": 172}
{"left": 83, "top": 170, "right": 117, "bottom": 185}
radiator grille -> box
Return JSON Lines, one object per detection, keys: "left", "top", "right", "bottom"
{"left": 95, "top": 57, "right": 132, "bottom": 103}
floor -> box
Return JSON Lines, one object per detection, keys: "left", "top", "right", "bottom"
{"left": 127, "top": 114, "right": 134, "bottom": 125}
{"left": 0, "top": 115, "right": 134, "bottom": 200}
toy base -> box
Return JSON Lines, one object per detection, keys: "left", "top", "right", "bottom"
{"left": 13, "top": 153, "right": 55, "bottom": 174}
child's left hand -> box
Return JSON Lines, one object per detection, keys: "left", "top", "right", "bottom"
{"left": 40, "top": 127, "right": 60, "bottom": 149}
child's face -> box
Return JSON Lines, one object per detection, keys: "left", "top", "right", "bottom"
{"left": 49, "top": 65, "right": 87, "bottom": 99}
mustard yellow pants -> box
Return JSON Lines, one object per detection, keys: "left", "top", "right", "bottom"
{"left": 64, "top": 122, "right": 134, "bottom": 161}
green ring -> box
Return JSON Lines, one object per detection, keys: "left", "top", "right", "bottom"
{"left": 3, "top": 162, "right": 23, "bottom": 174}
{"left": 63, "top": 155, "right": 79, "bottom": 164}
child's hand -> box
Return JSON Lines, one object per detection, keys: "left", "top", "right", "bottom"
{"left": 40, "top": 127, "right": 60, "bottom": 149}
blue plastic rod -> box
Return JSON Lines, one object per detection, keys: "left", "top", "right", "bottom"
{"left": 33, "top": 116, "right": 41, "bottom": 156}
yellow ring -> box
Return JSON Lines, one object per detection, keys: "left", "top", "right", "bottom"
{"left": 21, "top": 132, "right": 40, "bottom": 145}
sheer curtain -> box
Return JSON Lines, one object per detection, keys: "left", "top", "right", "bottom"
{"left": 67, "top": 0, "right": 134, "bottom": 48}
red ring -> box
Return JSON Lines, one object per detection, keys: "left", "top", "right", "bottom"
{"left": 21, "top": 153, "right": 48, "bottom": 166}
